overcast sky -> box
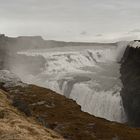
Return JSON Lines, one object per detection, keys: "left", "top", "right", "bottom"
{"left": 0, "top": 0, "right": 140, "bottom": 42}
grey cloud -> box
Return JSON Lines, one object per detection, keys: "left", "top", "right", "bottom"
{"left": 95, "top": 34, "right": 103, "bottom": 37}
{"left": 80, "top": 31, "right": 87, "bottom": 36}
{"left": 0, "top": 0, "right": 140, "bottom": 41}
{"left": 129, "top": 29, "right": 140, "bottom": 33}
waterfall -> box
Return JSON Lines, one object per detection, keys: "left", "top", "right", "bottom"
{"left": 69, "top": 83, "right": 127, "bottom": 122}
{"left": 16, "top": 43, "right": 128, "bottom": 122}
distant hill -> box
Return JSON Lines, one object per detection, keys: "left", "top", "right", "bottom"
{"left": 0, "top": 34, "right": 117, "bottom": 51}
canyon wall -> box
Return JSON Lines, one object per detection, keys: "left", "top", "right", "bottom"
{"left": 121, "top": 42, "right": 140, "bottom": 126}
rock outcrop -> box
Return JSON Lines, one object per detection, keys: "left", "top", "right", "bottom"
{"left": 120, "top": 41, "right": 140, "bottom": 126}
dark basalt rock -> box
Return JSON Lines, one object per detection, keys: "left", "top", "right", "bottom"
{"left": 12, "top": 98, "right": 31, "bottom": 117}
{"left": 120, "top": 46, "right": 140, "bottom": 126}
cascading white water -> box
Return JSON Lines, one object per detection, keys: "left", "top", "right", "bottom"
{"left": 69, "top": 80, "right": 126, "bottom": 122}
{"left": 16, "top": 43, "right": 128, "bottom": 123}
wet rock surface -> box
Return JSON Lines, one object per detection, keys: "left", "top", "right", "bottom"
{"left": 121, "top": 46, "right": 140, "bottom": 126}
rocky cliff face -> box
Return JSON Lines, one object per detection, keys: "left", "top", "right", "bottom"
{"left": 121, "top": 41, "right": 140, "bottom": 126}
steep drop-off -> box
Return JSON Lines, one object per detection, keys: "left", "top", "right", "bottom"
{"left": 121, "top": 43, "right": 140, "bottom": 126}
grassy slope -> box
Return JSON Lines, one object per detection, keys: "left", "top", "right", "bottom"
{"left": 5, "top": 85, "right": 140, "bottom": 140}
{"left": 0, "top": 89, "right": 64, "bottom": 140}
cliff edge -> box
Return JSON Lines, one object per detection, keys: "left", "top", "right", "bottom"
{"left": 121, "top": 41, "right": 140, "bottom": 126}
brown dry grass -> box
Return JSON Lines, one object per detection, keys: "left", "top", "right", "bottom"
{"left": 7, "top": 85, "right": 140, "bottom": 140}
{"left": 0, "top": 89, "right": 64, "bottom": 140}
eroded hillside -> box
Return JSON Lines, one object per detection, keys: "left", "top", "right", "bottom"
{"left": 0, "top": 70, "right": 139, "bottom": 140}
